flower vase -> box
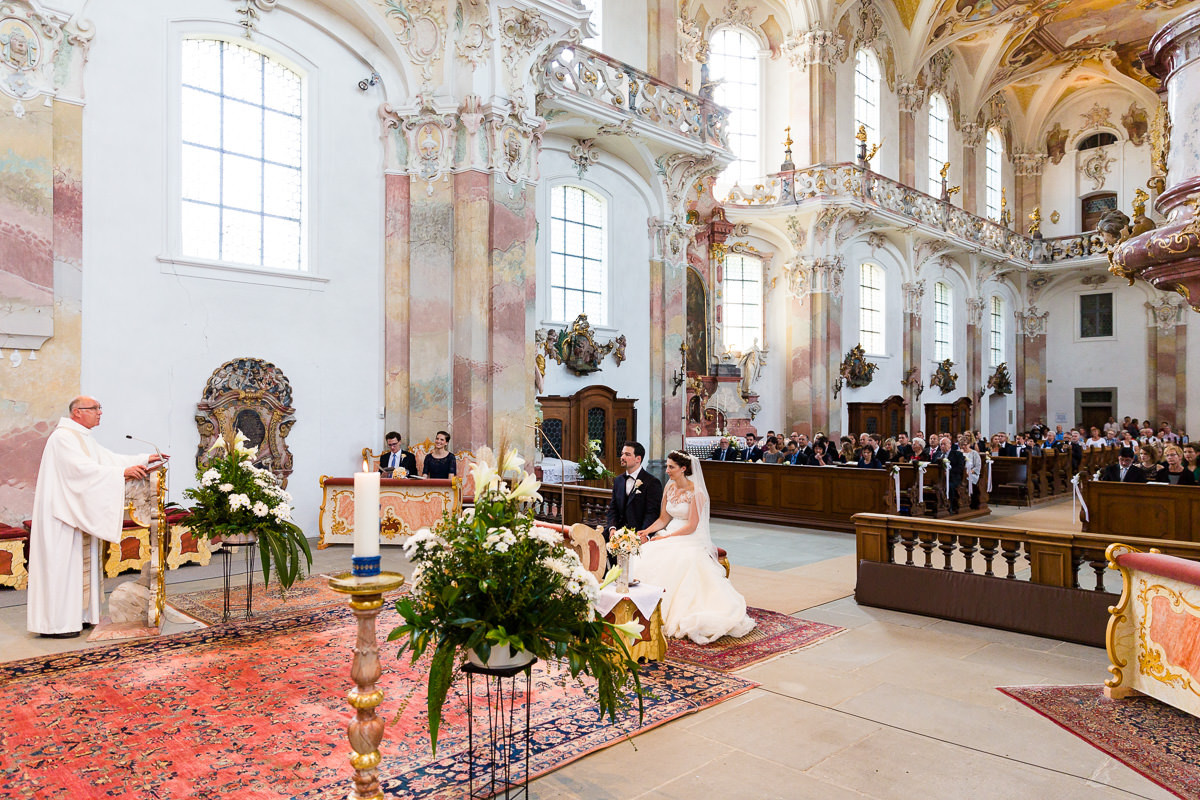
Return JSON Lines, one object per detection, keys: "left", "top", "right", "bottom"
{"left": 466, "top": 643, "right": 535, "bottom": 670}
{"left": 220, "top": 532, "right": 259, "bottom": 548}
{"left": 617, "top": 552, "right": 631, "bottom": 593}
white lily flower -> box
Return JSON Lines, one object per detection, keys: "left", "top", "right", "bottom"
{"left": 497, "top": 447, "right": 525, "bottom": 476}
{"left": 597, "top": 565, "right": 622, "bottom": 589}
{"left": 611, "top": 619, "right": 645, "bottom": 643}
{"left": 470, "top": 459, "right": 500, "bottom": 494}
{"left": 506, "top": 471, "right": 543, "bottom": 503}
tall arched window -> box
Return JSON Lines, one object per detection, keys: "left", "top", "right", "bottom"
{"left": 933, "top": 281, "right": 952, "bottom": 362}
{"left": 859, "top": 263, "right": 884, "bottom": 354}
{"left": 709, "top": 28, "right": 760, "bottom": 197}
{"left": 927, "top": 93, "right": 949, "bottom": 196}
{"left": 723, "top": 252, "right": 762, "bottom": 353}
{"left": 854, "top": 50, "right": 880, "bottom": 167}
{"left": 549, "top": 184, "right": 608, "bottom": 325}
{"left": 181, "top": 38, "right": 306, "bottom": 270}
{"left": 985, "top": 128, "right": 1003, "bottom": 221}
{"left": 989, "top": 295, "right": 1005, "bottom": 367}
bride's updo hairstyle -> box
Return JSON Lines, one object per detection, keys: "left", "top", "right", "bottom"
{"left": 667, "top": 450, "right": 692, "bottom": 474}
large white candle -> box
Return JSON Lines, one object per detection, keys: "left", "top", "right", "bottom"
{"left": 354, "top": 461, "right": 380, "bottom": 558}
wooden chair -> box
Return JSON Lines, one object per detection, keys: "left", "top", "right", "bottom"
{"left": 997, "top": 459, "right": 1031, "bottom": 506}
{"left": 0, "top": 525, "right": 29, "bottom": 591}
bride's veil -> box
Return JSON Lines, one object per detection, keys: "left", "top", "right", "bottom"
{"left": 685, "top": 453, "right": 718, "bottom": 561}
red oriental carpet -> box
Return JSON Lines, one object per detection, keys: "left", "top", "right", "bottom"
{"left": 1000, "top": 685, "right": 1200, "bottom": 799}
{"left": 167, "top": 573, "right": 407, "bottom": 626}
{"left": 667, "top": 607, "right": 845, "bottom": 672}
{"left": 0, "top": 606, "right": 756, "bottom": 800}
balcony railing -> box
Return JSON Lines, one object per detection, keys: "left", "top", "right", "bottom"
{"left": 540, "top": 43, "right": 729, "bottom": 151}
{"left": 729, "top": 164, "right": 1108, "bottom": 267}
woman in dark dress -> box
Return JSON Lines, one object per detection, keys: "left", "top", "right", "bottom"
{"left": 422, "top": 430, "right": 457, "bottom": 479}
{"left": 1153, "top": 444, "right": 1197, "bottom": 486}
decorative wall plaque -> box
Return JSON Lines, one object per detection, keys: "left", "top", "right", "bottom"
{"left": 986, "top": 362, "right": 1013, "bottom": 396}
{"left": 839, "top": 343, "right": 878, "bottom": 388}
{"left": 537, "top": 314, "right": 624, "bottom": 375}
{"left": 930, "top": 359, "right": 958, "bottom": 395}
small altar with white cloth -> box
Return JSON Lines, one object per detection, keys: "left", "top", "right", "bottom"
{"left": 596, "top": 583, "right": 667, "bottom": 662}
{"left": 317, "top": 476, "right": 461, "bottom": 548}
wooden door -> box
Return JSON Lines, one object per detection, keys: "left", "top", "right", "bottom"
{"left": 882, "top": 395, "right": 906, "bottom": 438}
{"left": 848, "top": 403, "right": 883, "bottom": 436}
{"left": 925, "top": 404, "right": 952, "bottom": 437}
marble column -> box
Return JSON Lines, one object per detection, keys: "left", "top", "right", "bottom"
{"left": 1013, "top": 154, "right": 1047, "bottom": 236}
{"left": 961, "top": 123, "right": 983, "bottom": 213}
{"left": 646, "top": 0, "right": 680, "bottom": 85}
{"left": 901, "top": 281, "right": 925, "bottom": 434}
{"left": 786, "top": 257, "right": 844, "bottom": 434}
{"left": 1145, "top": 297, "right": 1188, "bottom": 433}
{"left": 1014, "top": 307, "right": 1048, "bottom": 430}
{"left": 897, "top": 83, "right": 923, "bottom": 188}
{"left": 965, "top": 296, "right": 985, "bottom": 431}
{"left": 786, "top": 28, "right": 844, "bottom": 165}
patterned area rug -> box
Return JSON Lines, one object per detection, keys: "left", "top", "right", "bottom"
{"left": 667, "top": 607, "right": 845, "bottom": 672}
{"left": 167, "top": 573, "right": 407, "bottom": 626}
{"left": 0, "top": 605, "right": 756, "bottom": 800}
{"left": 1000, "top": 685, "right": 1200, "bottom": 799}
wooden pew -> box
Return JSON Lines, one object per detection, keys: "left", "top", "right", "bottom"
{"left": 1080, "top": 480, "right": 1200, "bottom": 542}
{"left": 989, "top": 454, "right": 1034, "bottom": 506}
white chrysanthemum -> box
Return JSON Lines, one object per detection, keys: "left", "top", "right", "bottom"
{"left": 566, "top": 580, "right": 582, "bottom": 595}
{"left": 527, "top": 526, "right": 563, "bottom": 546}
{"left": 271, "top": 504, "right": 292, "bottom": 522}
{"left": 201, "top": 469, "right": 220, "bottom": 486}
{"left": 404, "top": 528, "right": 443, "bottom": 558}
{"left": 228, "top": 493, "right": 251, "bottom": 510}
{"left": 251, "top": 501, "right": 270, "bottom": 517}
{"left": 218, "top": 483, "right": 233, "bottom": 493}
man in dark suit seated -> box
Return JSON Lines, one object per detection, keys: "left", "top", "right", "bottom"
{"left": 935, "top": 436, "right": 966, "bottom": 512}
{"left": 379, "top": 431, "right": 417, "bottom": 477}
{"left": 895, "top": 433, "right": 914, "bottom": 460}
{"left": 1099, "top": 447, "right": 1147, "bottom": 483}
{"left": 784, "top": 441, "right": 805, "bottom": 465}
{"left": 709, "top": 437, "right": 740, "bottom": 461}
{"left": 743, "top": 433, "right": 764, "bottom": 463}
{"left": 607, "top": 441, "right": 664, "bottom": 543}
{"left": 795, "top": 433, "right": 815, "bottom": 464}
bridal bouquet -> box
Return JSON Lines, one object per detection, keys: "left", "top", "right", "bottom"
{"left": 389, "top": 446, "right": 644, "bottom": 753}
{"left": 606, "top": 527, "right": 641, "bottom": 557}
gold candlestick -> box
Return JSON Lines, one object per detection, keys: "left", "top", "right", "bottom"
{"left": 329, "top": 571, "right": 406, "bottom": 800}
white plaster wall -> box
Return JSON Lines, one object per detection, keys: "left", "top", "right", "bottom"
{"left": 536, "top": 140, "right": 654, "bottom": 447}
{"left": 836, "top": 241, "right": 905, "bottom": 431}
{"left": 1038, "top": 88, "right": 1154, "bottom": 236}
{"left": 599, "top": 0, "right": 649, "bottom": 72}
{"left": 81, "top": 0, "right": 387, "bottom": 535}
{"left": 918, "top": 260, "right": 970, "bottom": 409}
{"left": 980, "top": 282, "right": 1019, "bottom": 437}
{"left": 1040, "top": 281, "right": 1155, "bottom": 427}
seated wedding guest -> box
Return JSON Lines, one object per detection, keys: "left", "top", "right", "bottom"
{"left": 1085, "top": 427, "right": 1105, "bottom": 448}
{"left": 935, "top": 436, "right": 966, "bottom": 513}
{"left": 1185, "top": 443, "right": 1200, "bottom": 483}
{"left": 1120, "top": 430, "right": 1137, "bottom": 448}
{"left": 1104, "top": 428, "right": 1121, "bottom": 446}
{"left": 1140, "top": 426, "right": 1160, "bottom": 446}
{"left": 810, "top": 441, "right": 835, "bottom": 466}
{"left": 1154, "top": 444, "right": 1197, "bottom": 485}
{"left": 1099, "top": 446, "right": 1147, "bottom": 483}
{"left": 1123, "top": 416, "right": 1140, "bottom": 437}
{"left": 761, "top": 437, "right": 784, "bottom": 464}
{"left": 895, "top": 433, "right": 913, "bottom": 460}
{"left": 855, "top": 444, "right": 884, "bottom": 469}
{"left": 795, "top": 433, "right": 814, "bottom": 463}
{"left": 1067, "top": 429, "right": 1084, "bottom": 470}
{"left": 1103, "top": 416, "right": 1121, "bottom": 436}
{"left": 1053, "top": 425, "right": 1065, "bottom": 442}
{"left": 783, "top": 441, "right": 804, "bottom": 465}
{"left": 1138, "top": 444, "right": 1165, "bottom": 483}
{"left": 961, "top": 433, "right": 982, "bottom": 509}
{"left": 988, "top": 433, "right": 1003, "bottom": 456}
{"left": 742, "top": 433, "right": 764, "bottom": 463}
{"left": 709, "top": 437, "right": 739, "bottom": 461}
{"left": 379, "top": 431, "right": 417, "bottom": 477}
{"left": 879, "top": 437, "right": 898, "bottom": 463}
{"left": 909, "top": 437, "right": 929, "bottom": 462}
{"left": 1160, "top": 422, "right": 1181, "bottom": 444}
{"left": 422, "top": 430, "right": 457, "bottom": 479}
{"left": 838, "top": 439, "right": 856, "bottom": 464}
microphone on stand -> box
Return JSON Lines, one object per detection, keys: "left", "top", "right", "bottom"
{"left": 126, "top": 434, "right": 165, "bottom": 462}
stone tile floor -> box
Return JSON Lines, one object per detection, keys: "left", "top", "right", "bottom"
{"left": 0, "top": 507, "right": 1176, "bottom": 798}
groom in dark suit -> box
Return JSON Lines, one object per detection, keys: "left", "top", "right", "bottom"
{"left": 606, "top": 441, "right": 664, "bottom": 540}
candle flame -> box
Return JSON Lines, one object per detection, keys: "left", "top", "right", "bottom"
{"left": 362, "top": 459, "right": 369, "bottom": 473}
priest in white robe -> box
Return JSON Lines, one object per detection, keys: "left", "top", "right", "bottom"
{"left": 27, "top": 396, "right": 166, "bottom": 638}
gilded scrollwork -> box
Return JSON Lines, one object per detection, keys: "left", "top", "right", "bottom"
{"left": 537, "top": 314, "right": 626, "bottom": 375}
{"left": 196, "top": 357, "right": 296, "bottom": 488}
{"left": 839, "top": 344, "right": 878, "bottom": 389}
{"left": 930, "top": 359, "right": 958, "bottom": 395}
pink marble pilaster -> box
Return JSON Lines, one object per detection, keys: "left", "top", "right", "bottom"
{"left": 451, "top": 171, "right": 493, "bottom": 448}
{"left": 966, "top": 320, "right": 981, "bottom": 430}
{"left": 898, "top": 111, "right": 916, "bottom": 187}
{"left": 904, "top": 312, "right": 922, "bottom": 434}
{"left": 1176, "top": 320, "right": 1187, "bottom": 433}
{"left": 1021, "top": 334, "right": 1047, "bottom": 430}
{"left": 788, "top": 293, "right": 815, "bottom": 435}
{"left": 407, "top": 181, "right": 456, "bottom": 442}
{"left": 647, "top": 0, "right": 679, "bottom": 85}
{"left": 483, "top": 175, "right": 537, "bottom": 449}
{"left": 383, "top": 173, "right": 411, "bottom": 436}
{"left": 809, "top": 67, "right": 838, "bottom": 165}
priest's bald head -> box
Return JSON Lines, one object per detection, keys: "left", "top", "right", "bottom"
{"left": 68, "top": 395, "right": 104, "bottom": 429}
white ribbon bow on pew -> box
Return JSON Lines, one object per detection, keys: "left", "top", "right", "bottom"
{"left": 1071, "top": 473, "right": 1089, "bottom": 522}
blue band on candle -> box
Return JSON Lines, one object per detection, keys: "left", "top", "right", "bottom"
{"left": 352, "top": 555, "right": 381, "bottom": 577}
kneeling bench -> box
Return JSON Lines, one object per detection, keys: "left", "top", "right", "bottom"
{"left": 0, "top": 525, "right": 29, "bottom": 590}
{"left": 1105, "top": 543, "right": 1200, "bottom": 718}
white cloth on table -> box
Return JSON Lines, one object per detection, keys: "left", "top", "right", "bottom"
{"left": 595, "top": 583, "right": 665, "bottom": 619}
{"left": 630, "top": 471, "right": 754, "bottom": 645}
{"left": 27, "top": 418, "right": 148, "bottom": 634}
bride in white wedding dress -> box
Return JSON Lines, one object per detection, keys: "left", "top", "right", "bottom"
{"left": 631, "top": 451, "right": 755, "bottom": 645}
